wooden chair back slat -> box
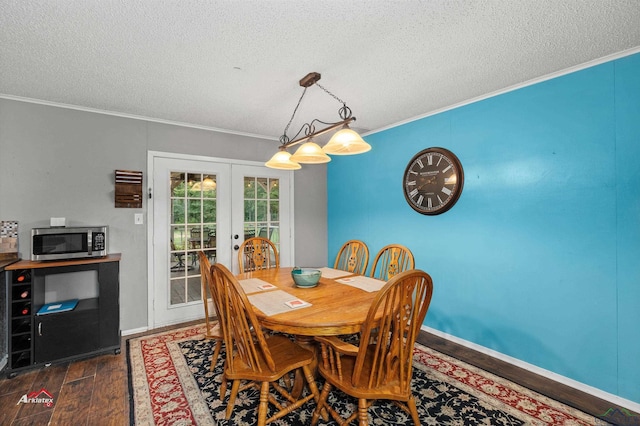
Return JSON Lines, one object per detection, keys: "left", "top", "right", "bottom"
{"left": 334, "top": 240, "right": 369, "bottom": 275}
{"left": 212, "top": 263, "right": 276, "bottom": 373}
{"left": 238, "top": 237, "right": 279, "bottom": 273}
{"left": 370, "top": 244, "right": 415, "bottom": 281}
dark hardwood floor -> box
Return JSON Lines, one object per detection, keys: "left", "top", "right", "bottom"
{"left": 0, "top": 322, "right": 636, "bottom": 425}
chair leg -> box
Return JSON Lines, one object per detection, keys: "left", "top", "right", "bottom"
{"left": 210, "top": 339, "right": 222, "bottom": 371}
{"left": 407, "top": 395, "right": 420, "bottom": 426}
{"left": 357, "top": 398, "right": 368, "bottom": 426}
{"left": 225, "top": 380, "right": 241, "bottom": 419}
{"left": 219, "top": 373, "right": 228, "bottom": 401}
{"left": 257, "top": 381, "right": 270, "bottom": 426}
{"left": 311, "top": 382, "right": 331, "bottom": 426}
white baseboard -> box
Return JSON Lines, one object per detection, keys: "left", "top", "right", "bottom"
{"left": 122, "top": 326, "right": 149, "bottom": 337}
{"left": 122, "top": 314, "right": 205, "bottom": 337}
{"left": 422, "top": 325, "right": 640, "bottom": 413}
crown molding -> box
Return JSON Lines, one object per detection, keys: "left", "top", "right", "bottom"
{"left": 0, "top": 93, "right": 277, "bottom": 142}
{"left": 364, "top": 46, "right": 640, "bottom": 137}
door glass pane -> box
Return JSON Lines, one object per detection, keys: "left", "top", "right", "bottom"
{"left": 256, "top": 200, "right": 267, "bottom": 221}
{"left": 169, "top": 171, "right": 218, "bottom": 307}
{"left": 244, "top": 176, "right": 280, "bottom": 251}
{"left": 256, "top": 177, "right": 268, "bottom": 199}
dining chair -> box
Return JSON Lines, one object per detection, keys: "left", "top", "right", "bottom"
{"left": 197, "top": 251, "right": 223, "bottom": 373}
{"left": 238, "top": 237, "right": 279, "bottom": 273}
{"left": 210, "top": 263, "right": 320, "bottom": 425}
{"left": 170, "top": 239, "right": 186, "bottom": 271}
{"left": 334, "top": 240, "right": 369, "bottom": 275}
{"left": 311, "top": 269, "right": 434, "bottom": 426}
{"left": 369, "top": 244, "right": 415, "bottom": 281}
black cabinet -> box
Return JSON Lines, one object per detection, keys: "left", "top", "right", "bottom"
{"left": 5, "top": 254, "right": 121, "bottom": 376}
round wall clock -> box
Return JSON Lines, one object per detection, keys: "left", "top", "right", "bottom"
{"left": 402, "top": 147, "right": 464, "bottom": 215}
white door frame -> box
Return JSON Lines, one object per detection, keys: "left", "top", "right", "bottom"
{"left": 146, "top": 151, "right": 295, "bottom": 330}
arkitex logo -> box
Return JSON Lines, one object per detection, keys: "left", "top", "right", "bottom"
{"left": 17, "top": 388, "right": 55, "bottom": 408}
{"left": 596, "top": 407, "right": 640, "bottom": 426}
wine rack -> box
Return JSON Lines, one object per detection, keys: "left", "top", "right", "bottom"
{"left": 9, "top": 269, "right": 33, "bottom": 369}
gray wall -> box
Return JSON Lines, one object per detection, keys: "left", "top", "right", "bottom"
{"left": 0, "top": 98, "right": 328, "bottom": 331}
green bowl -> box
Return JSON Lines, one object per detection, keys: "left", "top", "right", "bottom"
{"left": 291, "top": 268, "right": 321, "bottom": 288}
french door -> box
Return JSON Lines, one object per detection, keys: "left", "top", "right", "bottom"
{"left": 230, "top": 164, "right": 292, "bottom": 273}
{"left": 148, "top": 152, "right": 293, "bottom": 328}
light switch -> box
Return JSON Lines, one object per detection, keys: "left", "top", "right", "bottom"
{"left": 134, "top": 213, "right": 144, "bottom": 225}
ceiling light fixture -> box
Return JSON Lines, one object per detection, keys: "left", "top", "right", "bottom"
{"left": 265, "top": 72, "right": 371, "bottom": 170}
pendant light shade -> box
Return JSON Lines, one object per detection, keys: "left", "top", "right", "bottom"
{"left": 290, "top": 141, "right": 331, "bottom": 164}
{"left": 322, "top": 126, "right": 371, "bottom": 155}
{"left": 192, "top": 177, "right": 217, "bottom": 191}
{"left": 265, "top": 150, "right": 302, "bottom": 170}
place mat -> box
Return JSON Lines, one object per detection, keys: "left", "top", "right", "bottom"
{"left": 316, "top": 267, "right": 355, "bottom": 279}
{"left": 248, "top": 289, "right": 312, "bottom": 316}
{"left": 238, "top": 277, "right": 278, "bottom": 294}
{"left": 336, "top": 275, "right": 386, "bottom": 292}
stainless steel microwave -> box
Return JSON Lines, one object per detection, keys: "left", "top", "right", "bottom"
{"left": 31, "top": 226, "right": 108, "bottom": 261}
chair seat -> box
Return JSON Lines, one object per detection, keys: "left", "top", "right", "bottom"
{"left": 204, "top": 321, "right": 222, "bottom": 340}
{"left": 318, "top": 344, "right": 411, "bottom": 401}
{"left": 226, "top": 335, "right": 314, "bottom": 382}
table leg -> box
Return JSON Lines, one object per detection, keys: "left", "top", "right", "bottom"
{"left": 291, "top": 335, "right": 318, "bottom": 398}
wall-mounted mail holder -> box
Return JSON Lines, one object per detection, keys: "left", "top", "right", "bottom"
{"left": 115, "top": 170, "right": 143, "bottom": 208}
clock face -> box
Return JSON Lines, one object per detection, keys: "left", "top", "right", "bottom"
{"left": 402, "top": 147, "right": 464, "bottom": 215}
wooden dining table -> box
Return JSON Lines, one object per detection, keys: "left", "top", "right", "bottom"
{"left": 236, "top": 266, "right": 386, "bottom": 399}
{"left": 236, "top": 266, "right": 384, "bottom": 336}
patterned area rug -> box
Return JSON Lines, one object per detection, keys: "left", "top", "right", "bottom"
{"left": 127, "top": 324, "right": 606, "bottom": 425}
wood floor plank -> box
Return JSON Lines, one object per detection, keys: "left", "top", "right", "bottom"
{"left": 0, "top": 392, "right": 22, "bottom": 425}
{"left": 87, "top": 354, "right": 129, "bottom": 424}
{"left": 64, "top": 356, "right": 98, "bottom": 383}
{"left": 49, "top": 376, "right": 94, "bottom": 426}
{"left": 10, "top": 411, "right": 52, "bottom": 426}
{"left": 0, "top": 369, "right": 38, "bottom": 397}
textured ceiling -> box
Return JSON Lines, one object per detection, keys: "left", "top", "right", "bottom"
{"left": 2, "top": 1, "right": 640, "bottom": 141}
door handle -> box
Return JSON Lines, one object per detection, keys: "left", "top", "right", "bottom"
{"left": 234, "top": 245, "right": 239, "bottom": 250}
{"left": 233, "top": 234, "right": 239, "bottom": 239}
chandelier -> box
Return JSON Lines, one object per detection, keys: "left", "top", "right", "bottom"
{"left": 265, "top": 72, "right": 371, "bottom": 170}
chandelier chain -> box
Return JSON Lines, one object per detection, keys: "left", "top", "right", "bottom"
{"left": 315, "top": 82, "right": 345, "bottom": 105}
{"left": 283, "top": 87, "right": 308, "bottom": 140}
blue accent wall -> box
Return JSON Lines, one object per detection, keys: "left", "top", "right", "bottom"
{"left": 327, "top": 52, "right": 640, "bottom": 403}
